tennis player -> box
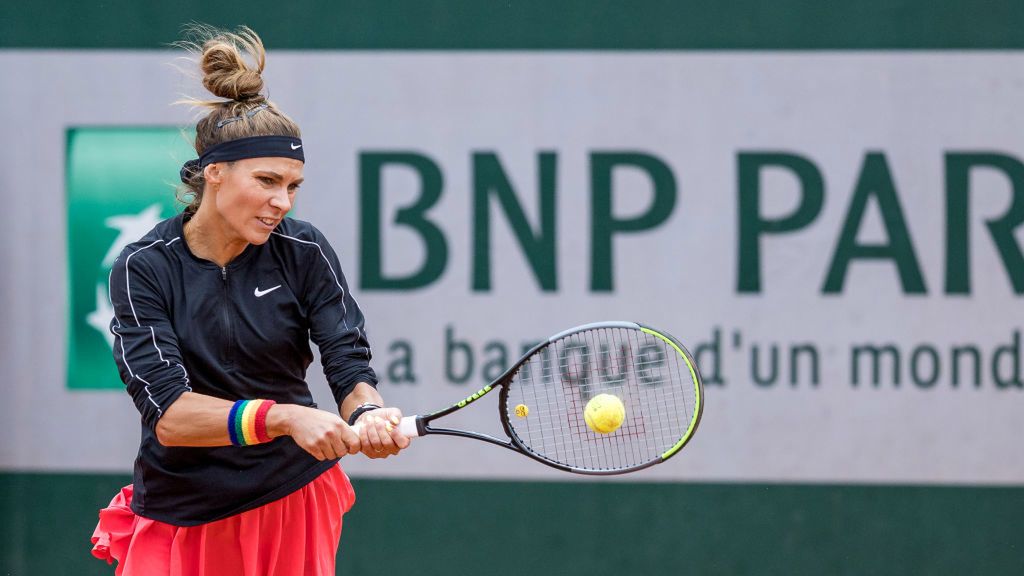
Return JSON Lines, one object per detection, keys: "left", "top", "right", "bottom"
{"left": 90, "top": 26, "right": 409, "bottom": 575}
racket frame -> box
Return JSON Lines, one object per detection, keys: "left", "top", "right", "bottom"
{"left": 404, "top": 321, "right": 704, "bottom": 475}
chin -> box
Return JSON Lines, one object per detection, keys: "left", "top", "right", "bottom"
{"left": 248, "top": 232, "right": 274, "bottom": 246}
{"left": 240, "top": 225, "right": 274, "bottom": 246}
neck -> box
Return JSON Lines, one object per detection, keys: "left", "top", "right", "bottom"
{"left": 184, "top": 207, "right": 248, "bottom": 268}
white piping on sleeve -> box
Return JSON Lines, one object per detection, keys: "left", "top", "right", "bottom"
{"left": 110, "top": 322, "right": 163, "bottom": 417}
{"left": 115, "top": 235, "right": 187, "bottom": 415}
{"left": 124, "top": 239, "right": 166, "bottom": 326}
{"left": 149, "top": 326, "right": 170, "bottom": 367}
{"left": 148, "top": 325, "right": 192, "bottom": 392}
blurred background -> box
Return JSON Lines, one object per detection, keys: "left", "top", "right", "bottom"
{"left": 1, "top": 1, "right": 1022, "bottom": 574}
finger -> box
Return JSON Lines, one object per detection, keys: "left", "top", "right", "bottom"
{"left": 306, "top": 444, "right": 327, "bottom": 461}
{"left": 359, "top": 417, "right": 396, "bottom": 459}
{"left": 383, "top": 407, "right": 403, "bottom": 426}
{"left": 332, "top": 435, "right": 353, "bottom": 457}
{"left": 320, "top": 436, "right": 341, "bottom": 460}
{"left": 383, "top": 409, "right": 403, "bottom": 438}
{"left": 350, "top": 418, "right": 380, "bottom": 457}
{"left": 388, "top": 422, "right": 411, "bottom": 450}
{"left": 375, "top": 409, "right": 409, "bottom": 450}
{"left": 372, "top": 415, "right": 398, "bottom": 452}
{"left": 325, "top": 428, "right": 354, "bottom": 459}
{"left": 375, "top": 419, "right": 402, "bottom": 454}
{"left": 361, "top": 416, "right": 385, "bottom": 453}
{"left": 356, "top": 419, "right": 370, "bottom": 446}
{"left": 339, "top": 423, "right": 361, "bottom": 455}
{"left": 385, "top": 427, "right": 403, "bottom": 452}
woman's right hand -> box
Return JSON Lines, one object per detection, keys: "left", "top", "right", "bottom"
{"left": 266, "top": 404, "right": 361, "bottom": 461}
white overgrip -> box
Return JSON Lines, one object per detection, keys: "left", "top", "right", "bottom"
{"left": 351, "top": 415, "right": 420, "bottom": 438}
{"left": 398, "top": 415, "right": 420, "bottom": 438}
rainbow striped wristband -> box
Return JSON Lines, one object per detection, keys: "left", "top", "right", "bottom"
{"left": 228, "top": 399, "right": 277, "bottom": 446}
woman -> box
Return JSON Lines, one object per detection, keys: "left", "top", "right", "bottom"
{"left": 90, "top": 26, "right": 408, "bottom": 575}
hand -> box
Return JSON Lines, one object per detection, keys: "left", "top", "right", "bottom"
{"left": 268, "top": 404, "right": 360, "bottom": 461}
{"left": 354, "top": 407, "right": 410, "bottom": 459}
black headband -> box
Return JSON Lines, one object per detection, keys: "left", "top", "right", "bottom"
{"left": 179, "top": 135, "right": 305, "bottom": 184}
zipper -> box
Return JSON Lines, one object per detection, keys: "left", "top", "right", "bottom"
{"left": 220, "top": 266, "right": 235, "bottom": 369}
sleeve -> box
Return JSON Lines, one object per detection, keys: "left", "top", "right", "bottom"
{"left": 302, "top": 227, "right": 378, "bottom": 407}
{"left": 108, "top": 248, "right": 191, "bottom": 430}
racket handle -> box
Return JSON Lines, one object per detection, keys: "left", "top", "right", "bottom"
{"left": 398, "top": 416, "right": 420, "bottom": 437}
{"left": 350, "top": 415, "right": 420, "bottom": 438}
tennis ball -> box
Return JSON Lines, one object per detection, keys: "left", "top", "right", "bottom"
{"left": 514, "top": 404, "right": 529, "bottom": 418}
{"left": 584, "top": 393, "right": 625, "bottom": 434}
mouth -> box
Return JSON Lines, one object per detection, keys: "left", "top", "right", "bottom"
{"left": 256, "top": 217, "right": 279, "bottom": 229}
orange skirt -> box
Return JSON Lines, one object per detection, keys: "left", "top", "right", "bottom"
{"left": 91, "top": 465, "right": 355, "bottom": 576}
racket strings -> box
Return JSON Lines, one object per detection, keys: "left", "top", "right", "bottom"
{"left": 504, "top": 326, "right": 697, "bottom": 472}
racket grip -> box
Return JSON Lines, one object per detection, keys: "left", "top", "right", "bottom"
{"left": 351, "top": 415, "right": 420, "bottom": 438}
{"left": 398, "top": 416, "right": 420, "bottom": 437}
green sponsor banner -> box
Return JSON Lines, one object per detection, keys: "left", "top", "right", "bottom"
{"left": 5, "top": 0, "right": 1024, "bottom": 50}
{"left": 1, "top": 473, "right": 1022, "bottom": 575}
{"left": 65, "top": 127, "right": 191, "bottom": 389}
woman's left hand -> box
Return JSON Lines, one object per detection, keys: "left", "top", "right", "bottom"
{"left": 354, "top": 407, "right": 410, "bottom": 459}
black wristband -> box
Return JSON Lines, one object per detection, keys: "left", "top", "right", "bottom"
{"left": 347, "top": 403, "right": 383, "bottom": 426}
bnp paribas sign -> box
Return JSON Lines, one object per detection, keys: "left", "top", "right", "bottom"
{"left": 66, "top": 128, "right": 192, "bottom": 389}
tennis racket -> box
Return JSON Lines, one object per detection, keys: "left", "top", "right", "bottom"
{"left": 359, "top": 321, "right": 704, "bottom": 475}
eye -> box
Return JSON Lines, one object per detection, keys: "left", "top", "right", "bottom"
{"left": 257, "top": 176, "right": 274, "bottom": 185}
{"left": 288, "top": 183, "right": 301, "bottom": 193}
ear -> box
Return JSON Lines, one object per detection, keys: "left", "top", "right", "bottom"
{"left": 204, "top": 163, "right": 224, "bottom": 186}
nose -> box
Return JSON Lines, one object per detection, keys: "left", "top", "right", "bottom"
{"left": 269, "top": 186, "right": 292, "bottom": 213}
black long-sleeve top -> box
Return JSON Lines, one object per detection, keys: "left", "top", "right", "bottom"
{"left": 108, "top": 213, "right": 376, "bottom": 526}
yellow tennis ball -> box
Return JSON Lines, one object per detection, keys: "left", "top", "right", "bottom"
{"left": 584, "top": 393, "right": 625, "bottom": 434}
{"left": 514, "top": 404, "right": 529, "bottom": 418}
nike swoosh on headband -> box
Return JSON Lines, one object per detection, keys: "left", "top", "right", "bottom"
{"left": 180, "top": 136, "right": 305, "bottom": 184}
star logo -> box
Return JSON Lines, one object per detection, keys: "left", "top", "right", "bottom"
{"left": 102, "top": 204, "right": 163, "bottom": 267}
{"left": 86, "top": 282, "right": 115, "bottom": 348}
{"left": 87, "top": 204, "right": 165, "bottom": 346}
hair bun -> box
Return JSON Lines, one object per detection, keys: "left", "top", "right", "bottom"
{"left": 199, "top": 29, "right": 266, "bottom": 102}
{"left": 175, "top": 25, "right": 301, "bottom": 215}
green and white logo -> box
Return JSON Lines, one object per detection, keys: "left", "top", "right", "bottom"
{"left": 66, "top": 128, "right": 192, "bottom": 389}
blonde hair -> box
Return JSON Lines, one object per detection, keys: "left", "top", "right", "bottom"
{"left": 176, "top": 25, "right": 301, "bottom": 214}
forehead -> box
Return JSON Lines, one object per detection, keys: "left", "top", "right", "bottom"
{"left": 233, "top": 157, "right": 304, "bottom": 178}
